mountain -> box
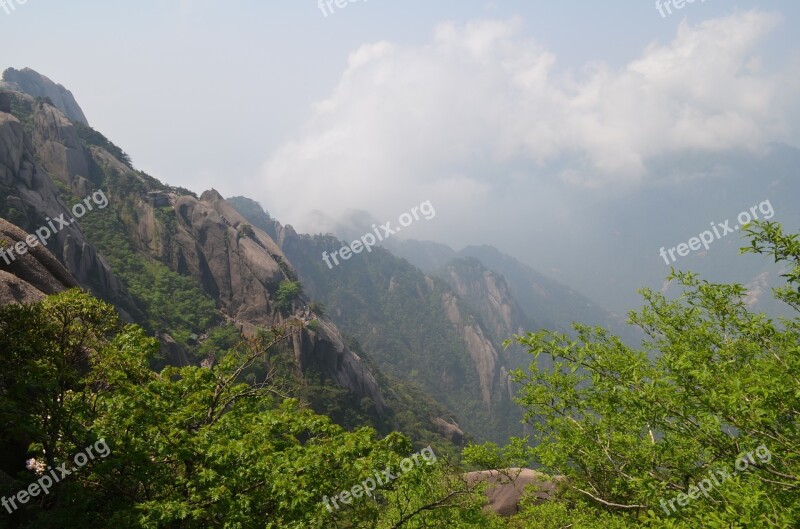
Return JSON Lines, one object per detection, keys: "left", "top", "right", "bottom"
{"left": 456, "top": 245, "right": 638, "bottom": 342}
{"left": 313, "top": 203, "right": 630, "bottom": 338}
{"left": 229, "top": 196, "right": 523, "bottom": 443}
{"left": 382, "top": 237, "right": 640, "bottom": 344}
{"left": 227, "top": 195, "right": 647, "bottom": 442}
{"left": 0, "top": 67, "right": 636, "bottom": 447}
{"left": 0, "top": 89, "right": 123, "bottom": 298}
{"left": 1, "top": 67, "right": 89, "bottom": 125}
{"left": 0, "top": 70, "right": 463, "bottom": 448}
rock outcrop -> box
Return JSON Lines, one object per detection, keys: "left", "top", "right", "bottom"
{"left": 465, "top": 468, "right": 559, "bottom": 517}
{"left": 158, "top": 190, "right": 386, "bottom": 410}
{"left": 439, "top": 289, "right": 503, "bottom": 407}
{"left": 1, "top": 67, "right": 89, "bottom": 125}
{"left": 441, "top": 257, "right": 529, "bottom": 347}
{"left": 0, "top": 92, "right": 123, "bottom": 298}
{"left": 433, "top": 417, "right": 465, "bottom": 445}
{"left": 0, "top": 217, "right": 78, "bottom": 305}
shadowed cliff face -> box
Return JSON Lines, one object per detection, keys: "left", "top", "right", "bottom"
{"left": 0, "top": 81, "right": 388, "bottom": 415}
{"left": 0, "top": 217, "right": 78, "bottom": 305}
{"left": 152, "top": 190, "right": 388, "bottom": 411}
{"left": 0, "top": 94, "right": 123, "bottom": 298}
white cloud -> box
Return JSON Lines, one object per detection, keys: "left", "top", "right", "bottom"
{"left": 253, "top": 10, "right": 798, "bottom": 233}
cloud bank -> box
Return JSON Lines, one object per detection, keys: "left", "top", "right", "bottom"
{"left": 254, "top": 10, "right": 798, "bottom": 235}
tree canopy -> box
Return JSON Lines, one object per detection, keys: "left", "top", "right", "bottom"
{"left": 465, "top": 221, "right": 800, "bottom": 528}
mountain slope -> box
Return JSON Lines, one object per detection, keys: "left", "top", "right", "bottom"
{"left": 457, "top": 245, "right": 638, "bottom": 343}
{"left": 0, "top": 74, "right": 457, "bottom": 444}
{"left": 229, "top": 196, "right": 525, "bottom": 443}
{"left": 385, "top": 236, "right": 639, "bottom": 345}
{"left": 1, "top": 67, "right": 89, "bottom": 125}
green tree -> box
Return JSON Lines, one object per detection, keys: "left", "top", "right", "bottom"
{"left": 0, "top": 290, "right": 493, "bottom": 528}
{"left": 0, "top": 290, "right": 151, "bottom": 472}
{"left": 466, "top": 221, "right": 800, "bottom": 528}
{"left": 275, "top": 280, "right": 303, "bottom": 313}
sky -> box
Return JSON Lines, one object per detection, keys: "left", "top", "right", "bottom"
{"left": 3, "top": 0, "right": 800, "bottom": 313}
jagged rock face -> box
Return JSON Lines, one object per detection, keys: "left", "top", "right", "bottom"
{"left": 164, "top": 193, "right": 387, "bottom": 409}
{"left": 0, "top": 217, "right": 78, "bottom": 305}
{"left": 292, "top": 319, "right": 386, "bottom": 412}
{"left": 163, "top": 191, "right": 386, "bottom": 409}
{"left": 438, "top": 257, "right": 538, "bottom": 374}
{"left": 0, "top": 112, "right": 25, "bottom": 184}
{"left": 0, "top": 96, "right": 122, "bottom": 297}
{"left": 442, "top": 257, "right": 530, "bottom": 347}
{"left": 32, "top": 102, "right": 90, "bottom": 188}
{"left": 168, "top": 190, "right": 284, "bottom": 327}
{"left": 1, "top": 68, "right": 89, "bottom": 125}
{"left": 439, "top": 289, "right": 501, "bottom": 406}
{"left": 0, "top": 76, "right": 389, "bottom": 416}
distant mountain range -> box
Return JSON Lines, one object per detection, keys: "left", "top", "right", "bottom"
{"left": 229, "top": 196, "right": 643, "bottom": 442}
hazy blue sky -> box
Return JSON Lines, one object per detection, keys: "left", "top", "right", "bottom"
{"left": 3, "top": 0, "right": 800, "bottom": 312}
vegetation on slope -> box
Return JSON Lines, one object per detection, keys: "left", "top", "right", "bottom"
{"left": 0, "top": 218, "right": 798, "bottom": 527}
{"left": 229, "top": 198, "right": 521, "bottom": 444}
{"left": 465, "top": 221, "right": 800, "bottom": 527}
{"left": 0, "top": 290, "right": 490, "bottom": 529}
{"left": 80, "top": 201, "right": 220, "bottom": 352}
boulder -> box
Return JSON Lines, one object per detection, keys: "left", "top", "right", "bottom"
{"left": 465, "top": 468, "right": 558, "bottom": 516}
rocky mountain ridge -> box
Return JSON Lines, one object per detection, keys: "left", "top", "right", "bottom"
{"left": 1, "top": 67, "right": 89, "bottom": 125}
{"left": 229, "top": 196, "right": 526, "bottom": 442}
{"left": 0, "top": 67, "right": 637, "bottom": 445}
{"left": 0, "top": 74, "right": 393, "bottom": 429}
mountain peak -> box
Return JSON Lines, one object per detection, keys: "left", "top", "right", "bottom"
{"left": 1, "top": 67, "right": 89, "bottom": 125}
{"left": 200, "top": 188, "right": 225, "bottom": 203}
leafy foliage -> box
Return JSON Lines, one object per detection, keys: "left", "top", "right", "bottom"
{"left": 5, "top": 92, "right": 34, "bottom": 136}
{"left": 0, "top": 290, "right": 491, "bottom": 529}
{"left": 465, "top": 221, "right": 800, "bottom": 528}
{"left": 80, "top": 201, "right": 219, "bottom": 350}
{"left": 275, "top": 280, "right": 303, "bottom": 312}
{"left": 308, "top": 301, "right": 326, "bottom": 317}
{"left": 237, "top": 223, "right": 255, "bottom": 240}
{"left": 74, "top": 122, "right": 132, "bottom": 167}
